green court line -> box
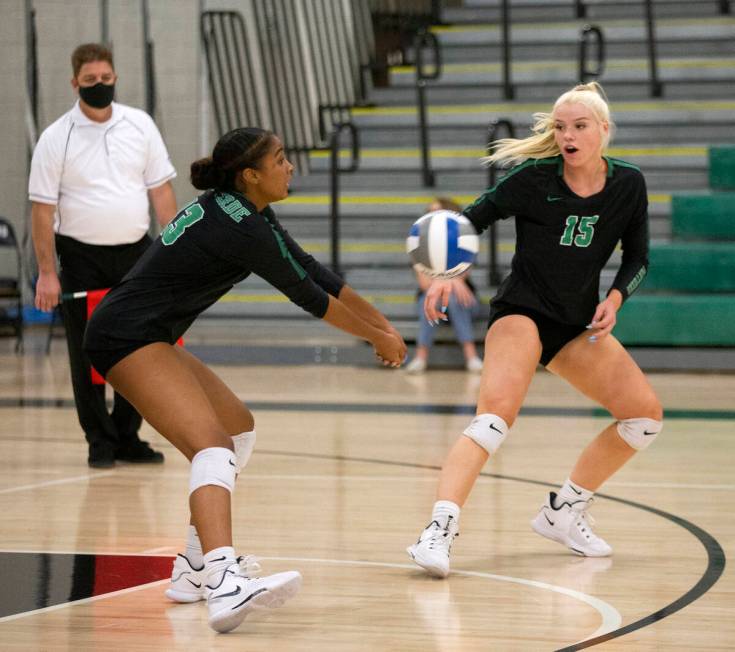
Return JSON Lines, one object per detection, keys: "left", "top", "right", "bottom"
{"left": 1, "top": 397, "right": 732, "bottom": 420}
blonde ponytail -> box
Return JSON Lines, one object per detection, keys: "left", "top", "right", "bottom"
{"left": 483, "top": 81, "right": 614, "bottom": 168}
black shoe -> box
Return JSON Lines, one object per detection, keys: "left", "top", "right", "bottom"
{"left": 115, "top": 440, "right": 165, "bottom": 464}
{"left": 88, "top": 443, "right": 116, "bottom": 469}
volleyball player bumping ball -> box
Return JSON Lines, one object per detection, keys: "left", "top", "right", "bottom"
{"left": 83, "top": 127, "right": 406, "bottom": 633}
{"left": 406, "top": 82, "right": 663, "bottom": 578}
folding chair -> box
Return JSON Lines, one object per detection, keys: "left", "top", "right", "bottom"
{"left": 0, "top": 217, "right": 24, "bottom": 352}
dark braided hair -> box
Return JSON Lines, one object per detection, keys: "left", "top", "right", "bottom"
{"left": 190, "top": 127, "right": 274, "bottom": 192}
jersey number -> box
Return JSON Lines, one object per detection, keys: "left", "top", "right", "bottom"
{"left": 559, "top": 214, "right": 599, "bottom": 247}
{"left": 161, "top": 203, "right": 205, "bottom": 246}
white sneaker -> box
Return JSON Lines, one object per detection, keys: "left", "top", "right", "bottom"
{"left": 207, "top": 565, "right": 302, "bottom": 633}
{"left": 531, "top": 492, "right": 612, "bottom": 557}
{"left": 165, "top": 553, "right": 262, "bottom": 603}
{"left": 465, "top": 356, "right": 483, "bottom": 373}
{"left": 405, "top": 357, "right": 427, "bottom": 374}
{"left": 406, "top": 516, "right": 459, "bottom": 578}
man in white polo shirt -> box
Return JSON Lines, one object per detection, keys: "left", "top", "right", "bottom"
{"left": 29, "top": 43, "right": 178, "bottom": 468}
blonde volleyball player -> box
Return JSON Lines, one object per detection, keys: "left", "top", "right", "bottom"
{"left": 84, "top": 127, "right": 406, "bottom": 631}
{"left": 407, "top": 82, "right": 663, "bottom": 577}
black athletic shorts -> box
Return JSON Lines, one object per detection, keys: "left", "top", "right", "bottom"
{"left": 487, "top": 301, "right": 587, "bottom": 366}
{"left": 85, "top": 339, "right": 157, "bottom": 379}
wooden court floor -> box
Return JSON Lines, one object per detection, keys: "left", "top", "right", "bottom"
{"left": 0, "top": 344, "right": 733, "bottom": 651}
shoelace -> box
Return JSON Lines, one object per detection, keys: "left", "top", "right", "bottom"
{"left": 420, "top": 520, "right": 458, "bottom": 549}
{"left": 236, "top": 554, "right": 262, "bottom": 577}
{"left": 570, "top": 500, "right": 598, "bottom": 539}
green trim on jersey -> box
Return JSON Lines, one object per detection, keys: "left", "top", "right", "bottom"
{"left": 264, "top": 216, "right": 307, "bottom": 281}
{"left": 465, "top": 156, "right": 558, "bottom": 212}
{"left": 626, "top": 266, "right": 647, "bottom": 296}
{"left": 606, "top": 157, "right": 641, "bottom": 173}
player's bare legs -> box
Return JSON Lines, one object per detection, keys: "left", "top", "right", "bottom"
{"left": 529, "top": 332, "right": 663, "bottom": 557}
{"left": 436, "top": 315, "right": 542, "bottom": 505}
{"left": 107, "top": 343, "right": 301, "bottom": 632}
{"left": 547, "top": 331, "right": 663, "bottom": 489}
{"left": 408, "top": 316, "right": 541, "bottom": 577}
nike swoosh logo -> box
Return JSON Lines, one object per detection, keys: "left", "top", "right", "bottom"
{"left": 212, "top": 585, "right": 241, "bottom": 600}
{"left": 229, "top": 460, "right": 236, "bottom": 466}
{"left": 186, "top": 579, "right": 202, "bottom": 588}
{"left": 489, "top": 423, "right": 503, "bottom": 434}
{"left": 544, "top": 512, "right": 555, "bottom": 526}
{"left": 547, "top": 195, "right": 564, "bottom": 202}
{"left": 569, "top": 485, "right": 582, "bottom": 495}
{"left": 643, "top": 430, "right": 657, "bottom": 435}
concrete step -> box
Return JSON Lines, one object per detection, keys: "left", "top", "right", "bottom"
{"left": 349, "top": 100, "right": 735, "bottom": 128}
{"left": 308, "top": 145, "right": 708, "bottom": 172}
{"left": 439, "top": 39, "right": 735, "bottom": 63}
{"left": 431, "top": 16, "right": 735, "bottom": 46}
{"left": 352, "top": 122, "right": 734, "bottom": 146}
{"left": 443, "top": 1, "right": 730, "bottom": 23}
{"left": 296, "top": 167, "right": 704, "bottom": 191}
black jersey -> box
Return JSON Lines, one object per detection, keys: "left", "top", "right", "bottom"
{"left": 463, "top": 155, "right": 649, "bottom": 325}
{"left": 85, "top": 190, "right": 344, "bottom": 347}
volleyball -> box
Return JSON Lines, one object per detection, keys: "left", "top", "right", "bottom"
{"left": 406, "top": 209, "right": 480, "bottom": 279}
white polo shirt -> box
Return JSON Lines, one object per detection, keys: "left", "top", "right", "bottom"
{"left": 29, "top": 101, "right": 177, "bottom": 246}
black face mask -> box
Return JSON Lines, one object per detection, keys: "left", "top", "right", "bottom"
{"left": 79, "top": 82, "right": 115, "bottom": 109}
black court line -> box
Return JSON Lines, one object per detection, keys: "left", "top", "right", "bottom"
{"left": 1, "top": 397, "right": 734, "bottom": 420}
{"left": 257, "top": 449, "right": 727, "bottom": 651}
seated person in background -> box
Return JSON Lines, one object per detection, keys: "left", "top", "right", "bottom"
{"left": 405, "top": 198, "right": 483, "bottom": 374}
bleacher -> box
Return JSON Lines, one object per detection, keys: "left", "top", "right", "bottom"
{"left": 200, "top": 0, "right": 735, "bottom": 354}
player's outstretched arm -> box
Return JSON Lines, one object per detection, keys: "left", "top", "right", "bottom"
{"left": 337, "top": 285, "right": 405, "bottom": 344}
{"left": 321, "top": 295, "right": 405, "bottom": 366}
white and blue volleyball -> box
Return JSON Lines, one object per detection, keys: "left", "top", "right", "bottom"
{"left": 406, "top": 210, "right": 480, "bottom": 279}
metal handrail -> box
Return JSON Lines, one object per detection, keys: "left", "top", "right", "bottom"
{"left": 500, "top": 0, "right": 513, "bottom": 100}
{"left": 414, "top": 27, "right": 441, "bottom": 187}
{"left": 644, "top": 0, "right": 663, "bottom": 97}
{"left": 579, "top": 24, "right": 605, "bottom": 83}
{"left": 486, "top": 118, "right": 515, "bottom": 286}
{"left": 141, "top": 0, "right": 156, "bottom": 117}
{"left": 329, "top": 122, "right": 360, "bottom": 277}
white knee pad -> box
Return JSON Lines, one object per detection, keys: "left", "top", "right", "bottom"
{"left": 462, "top": 413, "right": 509, "bottom": 454}
{"left": 189, "top": 447, "right": 237, "bottom": 495}
{"left": 616, "top": 417, "right": 662, "bottom": 451}
{"left": 232, "top": 430, "right": 256, "bottom": 474}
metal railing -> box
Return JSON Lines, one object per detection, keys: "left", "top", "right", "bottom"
{"left": 329, "top": 123, "right": 360, "bottom": 277}
{"left": 485, "top": 118, "right": 515, "bottom": 287}
{"left": 579, "top": 24, "right": 606, "bottom": 83}
{"left": 414, "top": 27, "right": 441, "bottom": 187}
{"left": 644, "top": 0, "right": 663, "bottom": 97}
{"left": 141, "top": 0, "right": 156, "bottom": 117}
{"left": 201, "top": 2, "right": 371, "bottom": 174}
{"left": 500, "top": 0, "right": 513, "bottom": 100}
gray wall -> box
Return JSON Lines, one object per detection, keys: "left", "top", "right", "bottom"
{"left": 0, "top": 0, "right": 203, "bottom": 289}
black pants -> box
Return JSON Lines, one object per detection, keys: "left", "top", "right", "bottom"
{"left": 56, "top": 234, "right": 151, "bottom": 455}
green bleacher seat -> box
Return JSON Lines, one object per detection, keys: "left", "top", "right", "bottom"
{"left": 615, "top": 294, "right": 735, "bottom": 346}
{"left": 710, "top": 146, "right": 735, "bottom": 190}
{"left": 671, "top": 193, "right": 735, "bottom": 239}
{"left": 646, "top": 243, "right": 735, "bottom": 292}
